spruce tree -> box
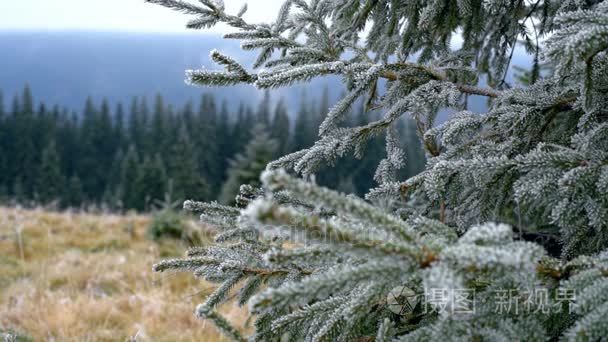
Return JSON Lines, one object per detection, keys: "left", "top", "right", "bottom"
{"left": 152, "top": 93, "right": 169, "bottom": 154}
{"left": 119, "top": 145, "right": 140, "bottom": 210}
{"left": 7, "top": 88, "right": 36, "bottom": 198}
{"left": 36, "top": 140, "right": 64, "bottom": 204}
{"left": 291, "top": 91, "right": 313, "bottom": 151}
{"left": 181, "top": 99, "right": 196, "bottom": 132}
{"left": 196, "top": 94, "right": 220, "bottom": 193}
{"left": 217, "top": 101, "right": 232, "bottom": 176}
{"left": 128, "top": 97, "right": 143, "bottom": 151}
{"left": 219, "top": 124, "right": 278, "bottom": 205}
{"left": 57, "top": 111, "right": 79, "bottom": 188}
{"left": 114, "top": 102, "right": 126, "bottom": 149}
{"left": 108, "top": 149, "right": 125, "bottom": 197}
{"left": 256, "top": 90, "right": 272, "bottom": 127}
{"left": 167, "top": 124, "right": 208, "bottom": 202}
{"left": 10, "top": 94, "right": 20, "bottom": 119}
{"left": 134, "top": 154, "right": 167, "bottom": 211}
{"left": 149, "top": 0, "right": 608, "bottom": 340}
{"left": 231, "top": 103, "right": 256, "bottom": 154}
{"left": 79, "top": 97, "right": 101, "bottom": 199}
{"left": 97, "top": 99, "right": 116, "bottom": 184}
{"left": 21, "top": 85, "right": 34, "bottom": 115}
{"left": 139, "top": 96, "right": 151, "bottom": 150}
{"left": 270, "top": 98, "right": 290, "bottom": 156}
{"left": 316, "top": 85, "right": 330, "bottom": 129}
{"left": 64, "top": 175, "right": 84, "bottom": 208}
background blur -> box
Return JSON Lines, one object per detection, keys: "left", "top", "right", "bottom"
{"left": 0, "top": 0, "right": 436, "bottom": 211}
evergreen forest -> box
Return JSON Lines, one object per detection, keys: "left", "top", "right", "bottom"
{"left": 0, "top": 85, "right": 425, "bottom": 211}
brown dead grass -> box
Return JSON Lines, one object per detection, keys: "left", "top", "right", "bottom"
{"left": 0, "top": 207, "right": 249, "bottom": 341}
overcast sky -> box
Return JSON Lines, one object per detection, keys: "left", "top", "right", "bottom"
{"left": 0, "top": 0, "right": 285, "bottom": 32}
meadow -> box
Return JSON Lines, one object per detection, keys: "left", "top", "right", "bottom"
{"left": 0, "top": 207, "right": 248, "bottom": 341}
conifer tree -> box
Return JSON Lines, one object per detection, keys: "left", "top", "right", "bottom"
{"left": 114, "top": 102, "right": 126, "bottom": 149}
{"left": 217, "top": 101, "right": 232, "bottom": 173}
{"left": 128, "top": 97, "right": 143, "bottom": 150}
{"left": 197, "top": 94, "right": 221, "bottom": 193}
{"left": 167, "top": 124, "right": 208, "bottom": 201}
{"left": 256, "top": 90, "right": 272, "bottom": 127}
{"left": 64, "top": 175, "right": 84, "bottom": 208}
{"left": 152, "top": 93, "right": 168, "bottom": 154}
{"left": 7, "top": 88, "right": 36, "bottom": 198}
{"left": 97, "top": 99, "right": 115, "bottom": 182}
{"left": 36, "top": 140, "right": 64, "bottom": 204}
{"left": 119, "top": 145, "right": 140, "bottom": 210}
{"left": 181, "top": 99, "right": 196, "bottom": 132}
{"left": 270, "top": 98, "right": 290, "bottom": 156}
{"left": 149, "top": 0, "right": 608, "bottom": 340}
{"left": 291, "top": 91, "right": 313, "bottom": 150}
{"left": 21, "top": 85, "right": 34, "bottom": 115}
{"left": 107, "top": 149, "right": 125, "bottom": 198}
{"left": 219, "top": 124, "right": 278, "bottom": 205}
{"left": 134, "top": 154, "right": 167, "bottom": 211}
{"left": 33, "top": 103, "right": 51, "bottom": 158}
{"left": 231, "top": 103, "right": 256, "bottom": 153}
{"left": 79, "top": 97, "right": 101, "bottom": 198}
{"left": 56, "top": 111, "right": 79, "bottom": 183}
{"left": 316, "top": 85, "right": 330, "bottom": 128}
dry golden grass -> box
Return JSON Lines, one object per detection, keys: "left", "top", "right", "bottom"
{"left": 0, "top": 207, "right": 249, "bottom": 341}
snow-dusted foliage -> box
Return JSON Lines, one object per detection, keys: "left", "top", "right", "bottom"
{"left": 148, "top": 0, "right": 608, "bottom": 340}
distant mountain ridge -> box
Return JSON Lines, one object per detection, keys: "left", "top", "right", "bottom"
{"left": 0, "top": 30, "right": 342, "bottom": 114}
{"left": 0, "top": 30, "right": 531, "bottom": 116}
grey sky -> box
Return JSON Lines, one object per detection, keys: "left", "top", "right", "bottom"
{"left": 0, "top": 0, "right": 285, "bottom": 32}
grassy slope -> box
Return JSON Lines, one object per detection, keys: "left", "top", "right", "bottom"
{"left": 0, "top": 207, "right": 247, "bottom": 341}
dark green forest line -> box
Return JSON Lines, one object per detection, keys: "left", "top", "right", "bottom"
{"left": 0, "top": 85, "right": 425, "bottom": 211}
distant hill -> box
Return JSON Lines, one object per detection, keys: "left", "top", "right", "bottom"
{"left": 0, "top": 30, "right": 531, "bottom": 116}
{"left": 0, "top": 31, "right": 343, "bottom": 114}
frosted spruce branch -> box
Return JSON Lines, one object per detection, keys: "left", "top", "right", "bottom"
{"left": 148, "top": 0, "right": 608, "bottom": 340}
{"left": 148, "top": 0, "right": 501, "bottom": 98}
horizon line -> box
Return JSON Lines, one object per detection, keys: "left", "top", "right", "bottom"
{"left": 0, "top": 28, "right": 225, "bottom": 35}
